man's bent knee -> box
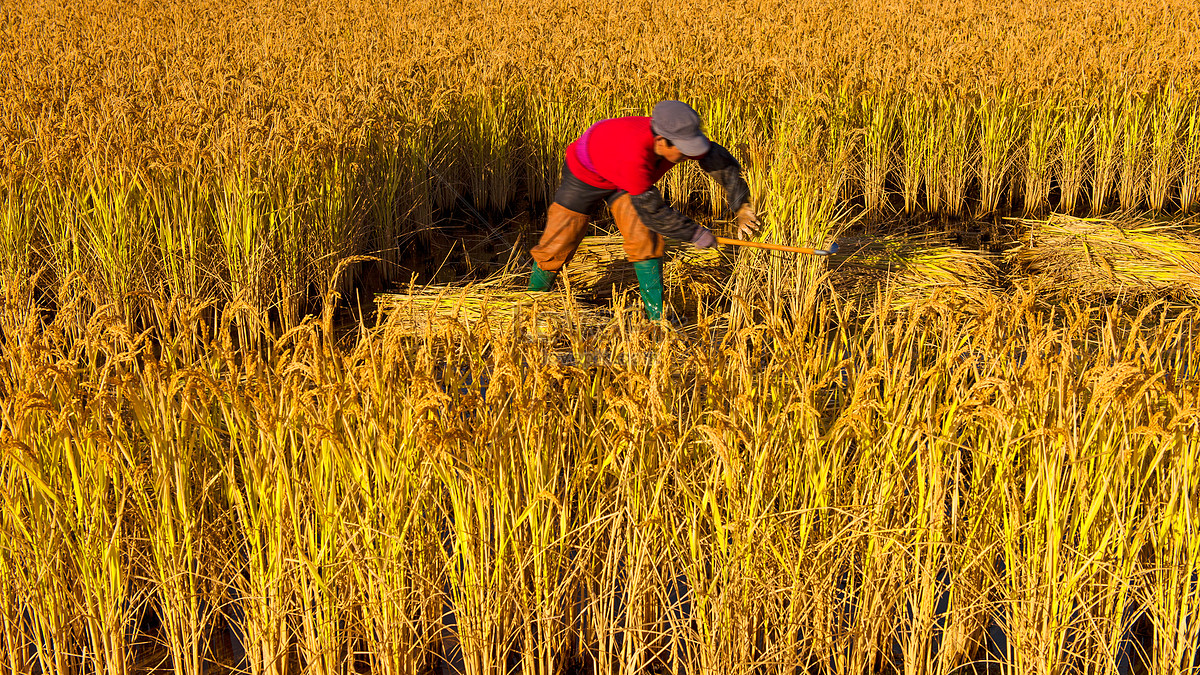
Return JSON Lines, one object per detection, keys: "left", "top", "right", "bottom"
{"left": 530, "top": 203, "right": 590, "bottom": 272}
{"left": 610, "top": 195, "right": 665, "bottom": 262}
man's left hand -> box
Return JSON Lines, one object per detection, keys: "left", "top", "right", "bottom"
{"left": 735, "top": 204, "right": 761, "bottom": 240}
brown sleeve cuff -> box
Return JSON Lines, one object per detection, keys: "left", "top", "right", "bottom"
{"left": 697, "top": 142, "right": 751, "bottom": 215}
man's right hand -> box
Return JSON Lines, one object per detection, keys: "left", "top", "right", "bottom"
{"left": 735, "top": 204, "right": 761, "bottom": 240}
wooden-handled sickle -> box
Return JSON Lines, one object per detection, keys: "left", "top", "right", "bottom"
{"left": 715, "top": 237, "right": 839, "bottom": 256}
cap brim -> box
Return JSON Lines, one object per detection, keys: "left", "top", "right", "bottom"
{"left": 673, "top": 135, "right": 711, "bottom": 157}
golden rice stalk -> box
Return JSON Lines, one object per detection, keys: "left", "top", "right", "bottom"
{"left": 976, "top": 91, "right": 1021, "bottom": 216}
{"left": 1010, "top": 213, "right": 1200, "bottom": 299}
{"left": 830, "top": 234, "right": 1000, "bottom": 308}
{"left": 1023, "top": 101, "right": 1063, "bottom": 216}
{"left": 1058, "top": 103, "right": 1093, "bottom": 215}
{"left": 1118, "top": 91, "right": 1151, "bottom": 211}
{"left": 1091, "top": 90, "right": 1123, "bottom": 215}
{"left": 1148, "top": 85, "right": 1185, "bottom": 212}
{"left": 859, "top": 89, "right": 898, "bottom": 218}
{"left": 900, "top": 98, "right": 930, "bottom": 214}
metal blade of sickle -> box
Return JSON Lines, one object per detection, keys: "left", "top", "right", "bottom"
{"left": 715, "top": 237, "right": 839, "bottom": 256}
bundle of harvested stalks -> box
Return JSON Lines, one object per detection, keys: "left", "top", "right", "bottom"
{"left": 377, "top": 277, "right": 610, "bottom": 337}
{"left": 564, "top": 236, "right": 732, "bottom": 299}
{"left": 831, "top": 233, "right": 1001, "bottom": 307}
{"left": 1010, "top": 213, "right": 1200, "bottom": 300}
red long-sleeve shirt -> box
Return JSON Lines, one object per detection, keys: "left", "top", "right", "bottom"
{"left": 561, "top": 115, "right": 750, "bottom": 242}
{"left": 564, "top": 117, "right": 676, "bottom": 195}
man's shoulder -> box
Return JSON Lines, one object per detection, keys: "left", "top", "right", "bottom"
{"left": 594, "top": 116, "right": 653, "bottom": 136}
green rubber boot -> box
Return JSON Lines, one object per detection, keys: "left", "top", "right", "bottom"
{"left": 632, "top": 258, "right": 664, "bottom": 321}
{"left": 528, "top": 261, "right": 557, "bottom": 292}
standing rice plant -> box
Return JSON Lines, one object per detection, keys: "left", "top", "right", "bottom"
{"left": 1023, "top": 100, "right": 1063, "bottom": 216}
{"left": 301, "top": 147, "right": 372, "bottom": 311}
{"left": 985, "top": 302, "right": 1162, "bottom": 675}
{"left": 1143, "top": 424, "right": 1200, "bottom": 675}
{"left": 213, "top": 171, "right": 275, "bottom": 332}
{"left": 495, "top": 311, "right": 627, "bottom": 667}
{"left": 894, "top": 453, "right": 959, "bottom": 675}
{"left": 586, "top": 438, "right": 673, "bottom": 675}
{"left": 1074, "top": 367, "right": 1157, "bottom": 674}
{"left": 880, "top": 311, "right": 992, "bottom": 673}
{"left": 1058, "top": 101, "right": 1093, "bottom": 215}
{"left": 423, "top": 330, "right": 536, "bottom": 675}
{"left": 656, "top": 96, "right": 711, "bottom": 210}
{"left": 1, "top": 306, "right": 84, "bottom": 675}
{"left": 8, "top": 454, "right": 81, "bottom": 675}
{"left": 581, "top": 325, "right": 696, "bottom": 675}
{"left": 828, "top": 452, "right": 914, "bottom": 674}
{"left": 365, "top": 119, "right": 435, "bottom": 278}
{"left": 757, "top": 511, "right": 815, "bottom": 673}
{"left": 342, "top": 378, "right": 442, "bottom": 675}
{"left": 758, "top": 439, "right": 839, "bottom": 672}
{"left": 1126, "top": 308, "right": 1200, "bottom": 675}
{"left": 1181, "top": 98, "right": 1200, "bottom": 214}
{"left": 661, "top": 160, "right": 709, "bottom": 213}
{"left": 736, "top": 107, "right": 774, "bottom": 226}
{"left": 1119, "top": 89, "right": 1151, "bottom": 211}
{"left": 976, "top": 90, "right": 1021, "bottom": 216}
{"left": 428, "top": 110, "right": 466, "bottom": 213}
{"left": 820, "top": 81, "right": 860, "bottom": 204}
{"left": 736, "top": 120, "right": 849, "bottom": 327}
{"left": 462, "top": 86, "right": 520, "bottom": 212}
{"left": 920, "top": 97, "right": 945, "bottom": 214}
{"left": 289, "top": 433, "right": 354, "bottom": 675}
{"left": 509, "top": 423, "right": 590, "bottom": 675}
{"left": 900, "top": 96, "right": 929, "bottom": 215}
{"left": 220, "top": 377, "right": 296, "bottom": 675}
{"left": 990, "top": 388, "right": 1080, "bottom": 675}
{"left": 859, "top": 89, "right": 898, "bottom": 219}
{"left": 0, "top": 174, "right": 40, "bottom": 281}
{"left": 1149, "top": 86, "right": 1185, "bottom": 212}
{"left": 524, "top": 92, "right": 583, "bottom": 209}
{"left": 788, "top": 307, "right": 896, "bottom": 673}
{"left": 698, "top": 94, "right": 743, "bottom": 216}
{"left": 147, "top": 168, "right": 215, "bottom": 300}
{"left": 434, "top": 448, "right": 520, "bottom": 675}
{"left": 16, "top": 313, "right": 141, "bottom": 675}
{"left": 1091, "top": 89, "right": 1123, "bottom": 215}
{"left": 69, "top": 360, "right": 139, "bottom": 675}
{"left": 0, "top": 436, "right": 27, "bottom": 675}
{"left": 126, "top": 333, "right": 226, "bottom": 675}
{"left": 941, "top": 101, "right": 976, "bottom": 219}
{"left": 78, "top": 173, "right": 156, "bottom": 323}
{"left": 668, "top": 415, "right": 783, "bottom": 675}
{"left": 38, "top": 180, "right": 92, "bottom": 326}
{"left": 259, "top": 328, "right": 358, "bottom": 675}
{"left": 403, "top": 123, "right": 440, "bottom": 250}
{"left": 878, "top": 320, "right": 992, "bottom": 675}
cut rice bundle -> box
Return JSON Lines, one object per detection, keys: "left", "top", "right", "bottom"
{"left": 565, "top": 233, "right": 1000, "bottom": 310}
{"left": 1010, "top": 213, "right": 1200, "bottom": 300}
{"left": 564, "top": 236, "right": 732, "bottom": 298}
{"left": 831, "top": 233, "right": 1001, "bottom": 307}
{"left": 376, "top": 279, "right": 609, "bottom": 337}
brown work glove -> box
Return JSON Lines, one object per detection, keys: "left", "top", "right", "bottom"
{"left": 734, "top": 204, "right": 761, "bottom": 240}
{"left": 691, "top": 226, "right": 718, "bottom": 249}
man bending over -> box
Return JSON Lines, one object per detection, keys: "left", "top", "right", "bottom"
{"left": 527, "top": 100, "right": 759, "bottom": 320}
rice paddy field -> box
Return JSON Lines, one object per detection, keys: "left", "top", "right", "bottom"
{"left": 3, "top": 0, "right": 1200, "bottom": 673}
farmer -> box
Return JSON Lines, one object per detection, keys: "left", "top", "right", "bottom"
{"left": 527, "top": 100, "right": 759, "bottom": 320}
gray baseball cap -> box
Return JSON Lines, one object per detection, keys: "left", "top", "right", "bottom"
{"left": 651, "top": 100, "right": 711, "bottom": 157}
